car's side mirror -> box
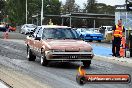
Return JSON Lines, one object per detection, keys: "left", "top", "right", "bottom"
{"left": 35, "top": 37, "right": 41, "bottom": 40}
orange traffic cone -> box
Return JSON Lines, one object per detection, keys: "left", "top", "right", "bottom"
{"left": 120, "top": 37, "right": 125, "bottom": 57}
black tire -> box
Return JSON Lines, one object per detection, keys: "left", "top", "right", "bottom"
{"left": 40, "top": 53, "right": 49, "bottom": 66}
{"left": 98, "top": 40, "right": 101, "bottom": 42}
{"left": 76, "top": 75, "right": 86, "bottom": 85}
{"left": 89, "top": 40, "right": 93, "bottom": 42}
{"left": 82, "top": 60, "right": 91, "bottom": 68}
{"left": 27, "top": 46, "right": 36, "bottom": 61}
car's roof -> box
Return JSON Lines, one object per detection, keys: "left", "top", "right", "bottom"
{"left": 40, "top": 25, "right": 71, "bottom": 29}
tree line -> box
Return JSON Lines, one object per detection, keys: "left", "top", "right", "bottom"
{"left": 0, "top": 0, "right": 116, "bottom": 27}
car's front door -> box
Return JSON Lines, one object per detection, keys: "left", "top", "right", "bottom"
{"left": 34, "top": 28, "right": 43, "bottom": 57}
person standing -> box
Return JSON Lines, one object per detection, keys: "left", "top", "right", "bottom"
{"left": 48, "top": 19, "right": 53, "bottom": 25}
{"left": 112, "top": 19, "right": 125, "bottom": 57}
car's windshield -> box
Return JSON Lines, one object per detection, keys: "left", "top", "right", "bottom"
{"left": 43, "top": 28, "right": 80, "bottom": 39}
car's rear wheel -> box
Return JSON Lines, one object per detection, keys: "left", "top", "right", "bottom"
{"left": 27, "top": 46, "right": 36, "bottom": 61}
{"left": 82, "top": 60, "right": 91, "bottom": 68}
{"left": 41, "top": 54, "right": 49, "bottom": 66}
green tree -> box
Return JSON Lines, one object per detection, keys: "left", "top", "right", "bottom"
{"left": 0, "top": 0, "right": 5, "bottom": 11}
{"left": 63, "top": 0, "right": 75, "bottom": 13}
{"left": 5, "top": 0, "right": 61, "bottom": 25}
{"left": 74, "top": 4, "right": 80, "bottom": 12}
{"left": 42, "top": 0, "right": 61, "bottom": 25}
{"left": 6, "top": 0, "right": 26, "bottom": 25}
{"left": 86, "top": 0, "right": 97, "bottom": 13}
{"left": 96, "top": 3, "right": 115, "bottom": 14}
{"left": 0, "top": 0, "right": 6, "bottom": 22}
{"left": 83, "top": 0, "right": 115, "bottom": 28}
{"left": 84, "top": 0, "right": 115, "bottom": 14}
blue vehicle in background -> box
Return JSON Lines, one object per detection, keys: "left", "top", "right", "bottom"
{"left": 0, "top": 23, "right": 7, "bottom": 32}
{"left": 76, "top": 28, "right": 104, "bottom": 42}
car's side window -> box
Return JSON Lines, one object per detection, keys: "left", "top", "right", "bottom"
{"left": 36, "top": 28, "right": 43, "bottom": 38}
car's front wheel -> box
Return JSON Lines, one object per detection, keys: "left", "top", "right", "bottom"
{"left": 40, "top": 54, "right": 49, "bottom": 66}
{"left": 82, "top": 60, "right": 91, "bottom": 68}
{"left": 27, "top": 46, "right": 36, "bottom": 61}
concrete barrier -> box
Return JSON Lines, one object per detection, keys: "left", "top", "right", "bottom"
{"left": 0, "top": 32, "right": 26, "bottom": 39}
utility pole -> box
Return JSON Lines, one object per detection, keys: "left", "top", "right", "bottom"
{"left": 26, "top": 0, "right": 27, "bottom": 24}
{"left": 41, "top": 0, "right": 43, "bottom": 25}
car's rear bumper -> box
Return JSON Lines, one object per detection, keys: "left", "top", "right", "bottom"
{"left": 45, "top": 52, "right": 94, "bottom": 61}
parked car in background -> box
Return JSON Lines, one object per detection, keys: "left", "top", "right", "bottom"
{"left": 99, "top": 26, "right": 113, "bottom": 42}
{"left": 76, "top": 28, "right": 104, "bottom": 42}
{"left": 0, "top": 23, "right": 6, "bottom": 32}
{"left": 21, "top": 24, "right": 36, "bottom": 35}
{"left": 25, "top": 25, "right": 94, "bottom": 67}
{"left": 99, "top": 26, "right": 112, "bottom": 39}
